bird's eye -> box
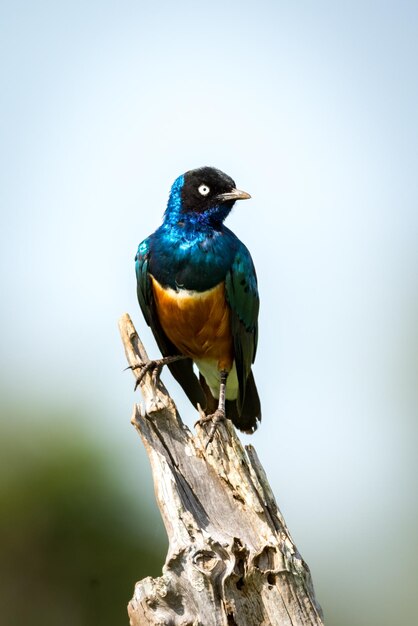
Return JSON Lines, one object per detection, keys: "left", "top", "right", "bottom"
{"left": 198, "top": 184, "right": 210, "bottom": 196}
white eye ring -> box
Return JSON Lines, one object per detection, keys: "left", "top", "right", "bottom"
{"left": 198, "top": 184, "right": 210, "bottom": 196}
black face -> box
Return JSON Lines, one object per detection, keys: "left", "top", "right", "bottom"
{"left": 181, "top": 167, "right": 236, "bottom": 214}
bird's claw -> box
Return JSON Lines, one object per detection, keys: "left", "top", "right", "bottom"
{"left": 127, "top": 354, "right": 186, "bottom": 390}
{"left": 128, "top": 359, "right": 164, "bottom": 390}
{"left": 195, "top": 409, "right": 226, "bottom": 449}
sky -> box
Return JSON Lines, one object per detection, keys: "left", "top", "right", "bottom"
{"left": 1, "top": 1, "right": 417, "bottom": 624}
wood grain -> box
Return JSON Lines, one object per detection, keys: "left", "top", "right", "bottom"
{"left": 119, "top": 313, "right": 324, "bottom": 626}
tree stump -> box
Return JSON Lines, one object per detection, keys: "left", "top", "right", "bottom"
{"left": 119, "top": 313, "right": 324, "bottom": 626}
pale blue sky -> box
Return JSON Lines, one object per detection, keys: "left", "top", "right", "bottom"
{"left": 1, "top": 2, "right": 417, "bottom": 624}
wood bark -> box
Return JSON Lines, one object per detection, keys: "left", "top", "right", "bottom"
{"left": 119, "top": 313, "right": 324, "bottom": 626}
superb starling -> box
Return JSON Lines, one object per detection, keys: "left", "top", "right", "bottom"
{"left": 135, "top": 167, "right": 261, "bottom": 436}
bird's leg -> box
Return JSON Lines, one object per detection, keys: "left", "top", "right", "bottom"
{"left": 195, "top": 370, "right": 228, "bottom": 447}
{"left": 127, "top": 355, "right": 187, "bottom": 390}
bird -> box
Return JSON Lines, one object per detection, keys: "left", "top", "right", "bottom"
{"left": 134, "top": 166, "right": 261, "bottom": 438}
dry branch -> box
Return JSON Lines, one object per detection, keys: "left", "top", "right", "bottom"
{"left": 119, "top": 313, "right": 324, "bottom": 626}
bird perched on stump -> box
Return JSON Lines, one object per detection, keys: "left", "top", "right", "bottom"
{"left": 135, "top": 166, "right": 261, "bottom": 440}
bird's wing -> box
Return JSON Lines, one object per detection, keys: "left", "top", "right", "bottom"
{"left": 135, "top": 238, "right": 206, "bottom": 409}
{"left": 225, "top": 243, "right": 259, "bottom": 415}
{"left": 135, "top": 238, "right": 154, "bottom": 328}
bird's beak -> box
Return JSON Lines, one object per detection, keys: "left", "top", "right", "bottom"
{"left": 217, "top": 188, "right": 251, "bottom": 202}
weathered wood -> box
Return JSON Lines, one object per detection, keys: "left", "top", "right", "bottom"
{"left": 119, "top": 313, "right": 324, "bottom": 626}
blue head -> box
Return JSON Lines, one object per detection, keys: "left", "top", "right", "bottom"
{"left": 163, "top": 166, "right": 251, "bottom": 229}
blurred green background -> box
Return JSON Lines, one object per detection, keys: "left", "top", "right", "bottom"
{"left": 0, "top": 398, "right": 167, "bottom": 626}
{"left": 1, "top": 1, "right": 417, "bottom": 625}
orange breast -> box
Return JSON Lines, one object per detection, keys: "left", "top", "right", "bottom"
{"left": 151, "top": 276, "right": 234, "bottom": 372}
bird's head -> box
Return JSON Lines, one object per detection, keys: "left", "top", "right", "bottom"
{"left": 164, "top": 166, "right": 251, "bottom": 227}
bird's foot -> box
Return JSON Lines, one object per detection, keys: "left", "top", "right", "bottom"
{"left": 127, "top": 355, "right": 185, "bottom": 390}
{"left": 195, "top": 408, "right": 226, "bottom": 449}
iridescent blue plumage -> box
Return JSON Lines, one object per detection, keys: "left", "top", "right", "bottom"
{"left": 135, "top": 166, "right": 261, "bottom": 432}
